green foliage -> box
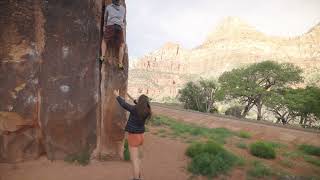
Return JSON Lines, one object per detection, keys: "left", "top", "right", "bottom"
{"left": 285, "top": 87, "right": 320, "bottom": 126}
{"left": 178, "top": 79, "right": 219, "bottom": 113}
{"left": 265, "top": 87, "right": 320, "bottom": 127}
{"left": 150, "top": 116, "right": 233, "bottom": 144}
{"left": 249, "top": 141, "right": 276, "bottom": 159}
{"left": 304, "top": 156, "right": 320, "bottom": 167}
{"left": 263, "top": 141, "right": 286, "bottom": 149}
{"left": 299, "top": 144, "right": 320, "bottom": 156}
{"left": 236, "top": 142, "right": 248, "bottom": 149}
{"left": 280, "top": 159, "right": 294, "bottom": 168}
{"left": 124, "top": 139, "right": 130, "bottom": 161}
{"left": 237, "top": 131, "right": 251, "bottom": 139}
{"left": 282, "top": 151, "right": 304, "bottom": 159}
{"left": 219, "top": 61, "right": 303, "bottom": 120}
{"left": 247, "top": 161, "right": 273, "bottom": 178}
{"left": 224, "top": 105, "right": 243, "bottom": 118}
{"left": 150, "top": 116, "right": 170, "bottom": 126}
{"left": 64, "top": 147, "right": 90, "bottom": 166}
{"left": 186, "top": 141, "right": 238, "bottom": 178}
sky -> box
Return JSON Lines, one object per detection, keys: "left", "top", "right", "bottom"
{"left": 126, "top": 0, "right": 320, "bottom": 58}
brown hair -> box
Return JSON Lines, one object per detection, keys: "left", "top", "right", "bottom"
{"left": 136, "top": 94, "right": 152, "bottom": 124}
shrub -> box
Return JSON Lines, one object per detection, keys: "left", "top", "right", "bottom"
{"left": 178, "top": 79, "right": 219, "bottom": 113}
{"left": 208, "top": 128, "right": 233, "bottom": 144}
{"left": 236, "top": 142, "right": 247, "bottom": 149}
{"left": 186, "top": 141, "right": 225, "bottom": 158}
{"left": 249, "top": 141, "right": 276, "bottom": 159}
{"left": 124, "top": 139, "right": 130, "bottom": 161}
{"left": 264, "top": 141, "right": 286, "bottom": 149}
{"left": 247, "top": 161, "right": 273, "bottom": 178}
{"left": 225, "top": 106, "right": 243, "bottom": 118}
{"left": 237, "top": 131, "right": 251, "bottom": 139}
{"left": 304, "top": 156, "right": 320, "bottom": 167}
{"left": 280, "top": 159, "right": 294, "bottom": 168}
{"left": 186, "top": 141, "right": 238, "bottom": 178}
{"left": 149, "top": 116, "right": 170, "bottom": 126}
{"left": 299, "top": 144, "right": 320, "bottom": 156}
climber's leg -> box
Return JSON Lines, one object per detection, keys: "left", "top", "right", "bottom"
{"left": 103, "top": 25, "right": 114, "bottom": 64}
{"left": 100, "top": 39, "right": 107, "bottom": 62}
{"left": 118, "top": 42, "right": 125, "bottom": 69}
{"left": 129, "top": 146, "right": 140, "bottom": 179}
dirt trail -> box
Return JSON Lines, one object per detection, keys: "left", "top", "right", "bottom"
{"left": 0, "top": 133, "right": 189, "bottom": 180}
{"left": 153, "top": 105, "right": 320, "bottom": 146}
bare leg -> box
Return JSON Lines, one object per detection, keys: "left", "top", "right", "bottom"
{"left": 129, "top": 146, "right": 141, "bottom": 179}
{"left": 118, "top": 42, "right": 125, "bottom": 68}
{"left": 101, "top": 39, "right": 106, "bottom": 57}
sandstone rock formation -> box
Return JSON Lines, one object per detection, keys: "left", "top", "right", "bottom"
{"left": 92, "top": 0, "right": 128, "bottom": 160}
{"left": 0, "top": 0, "right": 128, "bottom": 162}
{"left": 129, "top": 17, "right": 320, "bottom": 101}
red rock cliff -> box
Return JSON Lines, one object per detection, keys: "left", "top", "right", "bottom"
{"left": 0, "top": 0, "right": 128, "bottom": 162}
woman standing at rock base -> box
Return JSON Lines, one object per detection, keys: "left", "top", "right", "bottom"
{"left": 114, "top": 90, "right": 152, "bottom": 180}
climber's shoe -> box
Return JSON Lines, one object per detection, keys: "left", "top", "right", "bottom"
{"left": 99, "top": 55, "right": 105, "bottom": 63}
{"left": 118, "top": 63, "right": 124, "bottom": 70}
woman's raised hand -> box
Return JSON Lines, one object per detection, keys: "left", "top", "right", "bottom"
{"left": 113, "top": 89, "right": 120, "bottom": 97}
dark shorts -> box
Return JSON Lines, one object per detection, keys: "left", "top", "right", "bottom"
{"left": 104, "top": 25, "right": 124, "bottom": 47}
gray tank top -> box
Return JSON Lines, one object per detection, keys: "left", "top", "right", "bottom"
{"left": 105, "top": 4, "right": 125, "bottom": 28}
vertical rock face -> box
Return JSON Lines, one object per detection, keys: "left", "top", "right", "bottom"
{"left": 39, "top": 0, "right": 101, "bottom": 160}
{"left": 0, "top": 0, "right": 127, "bottom": 162}
{"left": 93, "top": 0, "right": 128, "bottom": 160}
{"left": 0, "top": 0, "right": 43, "bottom": 162}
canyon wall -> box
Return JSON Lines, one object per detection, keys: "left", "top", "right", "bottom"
{"left": 129, "top": 17, "right": 320, "bottom": 101}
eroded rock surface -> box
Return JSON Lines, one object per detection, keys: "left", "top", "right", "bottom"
{"left": 0, "top": 0, "right": 128, "bottom": 162}
{"left": 92, "top": 0, "right": 128, "bottom": 160}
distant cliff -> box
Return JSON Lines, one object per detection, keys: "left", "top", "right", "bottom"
{"left": 129, "top": 17, "right": 320, "bottom": 101}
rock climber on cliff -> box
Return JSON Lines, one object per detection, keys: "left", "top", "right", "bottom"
{"left": 100, "top": 0, "right": 126, "bottom": 70}
{"left": 114, "top": 90, "right": 152, "bottom": 180}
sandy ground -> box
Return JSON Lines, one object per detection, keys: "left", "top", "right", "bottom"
{"left": 0, "top": 133, "right": 189, "bottom": 180}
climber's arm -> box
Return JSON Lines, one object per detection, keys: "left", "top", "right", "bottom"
{"left": 127, "top": 93, "right": 137, "bottom": 104}
{"left": 115, "top": 90, "right": 135, "bottom": 112}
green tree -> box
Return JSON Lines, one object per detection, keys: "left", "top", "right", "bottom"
{"left": 219, "top": 61, "right": 303, "bottom": 120}
{"left": 265, "top": 89, "right": 297, "bottom": 124}
{"left": 178, "top": 79, "right": 219, "bottom": 113}
{"left": 286, "top": 87, "right": 320, "bottom": 127}
{"left": 265, "top": 87, "right": 320, "bottom": 127}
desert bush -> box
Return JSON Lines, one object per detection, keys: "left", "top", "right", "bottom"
{"left": 237, "top": 130, "right": 251, "bottom": 139}
{"left": 249, "top": 141, "right": 276, "bottom": 159}
{"left": 124, "top": 139, "right": 130, "bottom": 161}
{"left": 247, "top": 161, "right": 273, "bottom": 178}
{"left": 299, "top": 144, "right": 320, "bottom": 156}
{"left": 304, "top": 156, "right": 320, "bottom": 167}
{"left": 186, "top": 141, "right": 238, "bottom": 178}
{"left": 178, "top": 79, "right": 219, "bottom": 113}
{"left": 236, "top": 142, "right": 248, "bottom": 149}
{"left": 225, "top": 106, "right": 243, "bottom": 118}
